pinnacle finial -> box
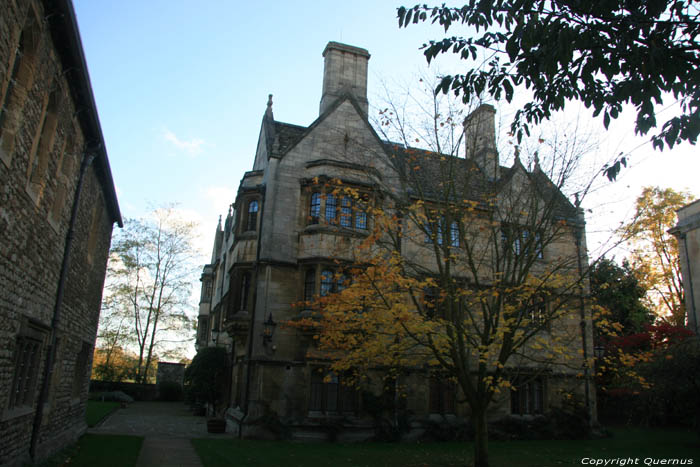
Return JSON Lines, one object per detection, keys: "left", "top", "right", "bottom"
{"left": 265, "top": 94, "right": 274, "bottom": 119}
{"left": 533, "top": 151, "right": 541, "bottom": 170}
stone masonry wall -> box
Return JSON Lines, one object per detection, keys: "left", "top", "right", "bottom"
{"left": 0, "top": 1, "right": 116, "bottom": 464}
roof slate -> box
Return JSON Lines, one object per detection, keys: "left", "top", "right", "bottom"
{"left": 266, "top": 120, "right": 578, "bottom": 220}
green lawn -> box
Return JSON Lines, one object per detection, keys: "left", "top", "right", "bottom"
{"left": 192, "top": 428, "right": 700, "bottom": 467}
{"left": 38, "top": 434, "right": 143, "bottom": 467}
{"left": 85, "top": 400, "right": 120, "bottom": 427}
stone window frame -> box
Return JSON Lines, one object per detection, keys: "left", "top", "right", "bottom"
{"left": 500, "top": 223, "right": 544, "bottom": 260}
{"left": 198, "top": 316, "right": 210, "bottom": 342}
{"left": 201, "top": 276, "right": 213, "bottom": 303}
{"left": 428, "top": 375, "right": 457, "bottom": 415}
{"left": 308, "top": 367, "right": 358, "bottom": 415}
{"left": 71, "top": 341, "right": 92, "bottom": 400}
{"left": 227, "top": 268, "right": 253, "bottom": 317}
{"left": 423, "top": 216, "right": 460, "bottom": 248}
{"left": 303, "top": 182, "right": 370, "bottom": 232}
{"left": 49, "top": 125, "right": 79, "bottom": 229}
{"left": 6, "top": 318, "right": 49, "bottom": 416}
{"left": 510, "top": 375, "right": 545, "bottom": 416}
{"left": 303, "top": 268, "right": 315, "bottom": 303}
{"left": 0, "top": 5, "right": 42, "bottom": 166}
{"left": 300, "top": 263, "right": 350, "bottom": 304}
{"left": 246, "top": 199, "right": 259, "bottom": 232}
{"left": 86, "top": 203, "right": 103, "bottom": 265}
{"left": 26, "top": 85, "right": 62, "bottom": 204}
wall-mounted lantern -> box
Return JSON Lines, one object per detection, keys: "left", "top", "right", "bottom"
{"left": 262, "top": 313, "right": 277, "bottom": 345}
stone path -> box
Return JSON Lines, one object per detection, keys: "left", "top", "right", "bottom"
{"left": 89, "top": 401, "right": 230, "bottom": 466}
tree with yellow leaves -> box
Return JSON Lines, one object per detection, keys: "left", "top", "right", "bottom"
{"left": 290, "top": 89, "right": 601, "bottom": 467}
{"left": 622, "top": 186, "right": 695, "bottom": 326}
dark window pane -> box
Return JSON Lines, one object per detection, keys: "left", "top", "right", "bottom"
{"left": 304, "top": 269, "right": 316, "bottom": 302}
{"left": 310, "top": 192, "right": 321, "bottom": 223}
{"left": 450, "top": 221, "right": 459, "bottom": 247}
{"left": 325, "top": 194, "right": 337, "bottom": 221}
{"left": 247, "top": 200, "right": 258, "bottom": 231}
{"left": 355, "top": 211, "right": 367, "bottom": 230}
{"left": 320, "top": 269, "right": 333, "bottom": 296}
{"left": 240, "top": 273, "right": 250, "bottom": 310}
{"left": 340, "top": 197, "right": 352, "bottom": 227}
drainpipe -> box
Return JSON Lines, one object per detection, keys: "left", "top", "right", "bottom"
{"left": 241, "top": 186, "right": 265, "bottom": 438}
{"left": 681, "top": 234, "right": 698, "bottom": 334}
{"left": 573, "top": 213, "right": 594, "bottom": 426}
{"left": 30, "top": 147, "right": 97, "bottom": 459}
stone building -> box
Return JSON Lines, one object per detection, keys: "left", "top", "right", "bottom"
{"left": 196, "top": 42, "right": 594, "bottom": 439}
{"left": 0, "top": 0, "right": 121, "bottom": 464}
{"left": 671, "top": 200, "right": 700, "bottom": 334}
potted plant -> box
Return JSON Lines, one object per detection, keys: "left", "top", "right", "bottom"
{"left": 184, "top": 347, "right": 228, "bottom": 433}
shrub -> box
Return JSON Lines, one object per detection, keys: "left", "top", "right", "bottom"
{"left": 184, "top": 347, "right": 228, "bottom": 416}
{"left": 421, "top": 418, "right": 473, "bottom": 442}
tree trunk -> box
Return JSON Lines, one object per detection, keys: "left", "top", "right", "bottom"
{"left": 473, "top": 408, "right": 489, "bottom": 467}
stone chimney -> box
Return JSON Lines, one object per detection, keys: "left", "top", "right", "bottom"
{"left": 319, "top": 42, "right": 370, "bottom": 117}
{"left": 464, "top": 104, "right": 498, "bottom": 180}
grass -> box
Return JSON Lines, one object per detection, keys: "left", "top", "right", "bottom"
{"left": 37, "top": 434, "right": 143, "bottom": 467}
{"left": 192, "top": 427, "right": 700, "bottom": 467}
{"left": 85, "top": 400, "right": 120, "bottom": 427}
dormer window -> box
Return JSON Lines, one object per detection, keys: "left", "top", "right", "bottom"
{"left": 247, "top": 200, "right": 259, "bottom": 231}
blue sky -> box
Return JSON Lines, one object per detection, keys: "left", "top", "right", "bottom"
{"left": 73, "top": 1, "right": 699, "bottom": 270}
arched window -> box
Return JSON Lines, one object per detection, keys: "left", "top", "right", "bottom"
{"left": 304, "top": 269, "right": 316, "bottom": 302}
{"left": 340, "top": 196, "right": 352, "bottom": 227}
{"left": 309, "top": 192, "right": 321, "bottom": 224}
{"left": 325, "top": 194, "right": 337, "bottom": 222}
{"left": 247, "top": 200, "right": 258, "bottom": 231}
{"left": 320, "top": 269, "right": 334, "bottom": 296}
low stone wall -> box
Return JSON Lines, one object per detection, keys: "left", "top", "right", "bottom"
{"left": 89, "top": 380, "right": 158, "bottom": 401}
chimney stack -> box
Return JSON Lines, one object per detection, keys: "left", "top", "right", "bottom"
{"left": 464, "top": 104, "right": 499, "bottom": 180}
{"left": 319, "top": 42, "right": 370, "bottom": 117}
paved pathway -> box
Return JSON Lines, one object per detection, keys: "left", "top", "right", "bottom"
{"left": 89, "top": 401, "right": 230, "bottom": 466}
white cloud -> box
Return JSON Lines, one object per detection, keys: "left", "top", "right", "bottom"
{"left": 162, "top": 128, "right": 205, "bottom": 156}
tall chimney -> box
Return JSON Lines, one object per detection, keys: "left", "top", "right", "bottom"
{"left": 464, "top": 104, "right": 499, "bottom": 180}
{"left": 319, "top": 42, "right": 370, "bottom": 117}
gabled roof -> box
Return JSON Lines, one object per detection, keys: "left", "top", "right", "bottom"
{"left": 383, "top": 143, "right": 490, "bottom": 204}
{"left": 272, "top": 121, "right": 307, "bottom": 155}
{"left": 266, "top": 93, "right": 380, "bottom": 159}
{"left": 260, "top": 95, "right": 577, "bottom": 221}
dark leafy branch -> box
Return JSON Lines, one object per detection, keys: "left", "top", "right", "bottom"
{"left": 398, "top": 1, "right": 700, "bottom": 180}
